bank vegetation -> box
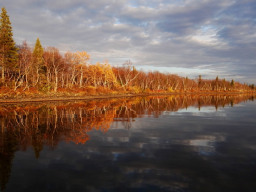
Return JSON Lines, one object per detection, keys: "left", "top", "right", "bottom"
{"left": 0, "top": 7, "right": 255, "bottom": 99}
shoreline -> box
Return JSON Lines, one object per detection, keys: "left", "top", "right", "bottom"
{"left": 0, "top": 91, "right": 255, "bottom": 104}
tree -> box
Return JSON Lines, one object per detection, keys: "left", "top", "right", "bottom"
{"left": 0, "top": 7, "right": 18, "bottom": 82}
{"left": 32, "top": 38, "right": 44, "bottom": 86}
{"left": 182, "top": 76, "right": 189, "bottom": 91}
{"left": 215, "top": 76, "right": 219, "bottom": 91}
{"left": 44, "top": 47, "right": 64, "bottom": 92}
{"left": 249, "top": 84, "right": 254, "bottom": 90}
{"left": 18, "top": 41, "right": 32, "bottom": 90}
{"left": 198, "top": 75, "right": 202, "bottom": 90}
{"left": 13, "top": 41, "right": 33, "bottom": 90}
{"left": 115, "top": 60, "right": 140, "bottom": 90}
{"left": 73, "top": 51, "right": 90, "bottom": 88}
{"left": 230, "top": 79, "right": 235, "bottom": 87}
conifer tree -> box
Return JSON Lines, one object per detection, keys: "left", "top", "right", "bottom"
{"left": 32, "top": 38, "right": 44, "bottom": 85}
{"left": 33, "top": 38, "right": 44, "bottom": 65}
{"left": 0, "top": 7, "right": 18, "bottom": 82}
{"left": 230, "top": 79, "right": 235, "bottom": 88}
{"left": 198, "top": 75, "right": 202, "bottom": 90}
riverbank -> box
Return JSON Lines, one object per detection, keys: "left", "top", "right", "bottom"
{"left": 0, "top": 91, "right": 255, "bottom": 104}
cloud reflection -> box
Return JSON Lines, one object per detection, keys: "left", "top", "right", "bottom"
{"left": 0, "top": 94, "right": 256, "bottom": 191}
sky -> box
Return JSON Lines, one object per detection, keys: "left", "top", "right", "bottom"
{"left": 1, "top": 0, "right": 256, "bottom": 83}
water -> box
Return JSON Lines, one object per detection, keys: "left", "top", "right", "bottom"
{"left": 0, "top": 95, "right": 256, "bottom": 192}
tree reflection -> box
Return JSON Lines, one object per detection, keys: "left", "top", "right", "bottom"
{"left": 0, "top": 94, "right": 254, "bottom": 190}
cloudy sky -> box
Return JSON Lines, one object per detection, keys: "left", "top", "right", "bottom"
{"left": 2, "top": 0, "right": 256, "bottom": 83}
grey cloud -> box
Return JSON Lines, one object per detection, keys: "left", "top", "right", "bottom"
{"left": 216, "top": 1, "right": 256, "bottom": 42}
{"left": 2, "top": 0, "right": 256, "bottom": 83}
{"left": 157, "top": 0, "right": 232, "bottom": 35}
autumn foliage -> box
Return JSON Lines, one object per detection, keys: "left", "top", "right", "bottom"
{"left": 0, "top": 7, "right": 255, "bottom": 98}
{"left": 0, "top": 38, "right": 254, "bottom": 98}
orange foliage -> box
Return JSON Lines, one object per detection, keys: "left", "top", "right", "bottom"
{"left": 0, "top": 43, "right": 254, "bottom": 98}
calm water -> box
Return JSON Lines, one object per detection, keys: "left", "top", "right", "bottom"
{"left": 0, "top": 95, "right": 256, "bottom": 192}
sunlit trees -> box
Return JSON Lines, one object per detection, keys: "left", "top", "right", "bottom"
{"left": 63, "top": 51, "right": 77, "bottom": 88}
{"left": 0, "top": 7, "right": 255, "bottom": 96}
{"left": 113, "top": 61, "right": 140, "bottom": 90}
{"left": 87, "top": 62, "right": 117, "bottom": 88}
{"left": 100, "top": 62, "right": 117, "bottom": 88}
{"left": 0, "top": 7, "right": 18, "bottom": 83}
{"left": 44, "top": 47, "right": 64, "bottom": 92}
{"left": 73, "top": 51, "right": 90, "bottom": 88}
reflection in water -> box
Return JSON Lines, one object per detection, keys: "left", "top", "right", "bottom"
{"left": 0, "top": 94, "right": 255, "bottom": 191}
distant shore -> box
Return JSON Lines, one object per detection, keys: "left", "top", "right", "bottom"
{"left": 0, "top": 91, "right": 255, "bottom": 104}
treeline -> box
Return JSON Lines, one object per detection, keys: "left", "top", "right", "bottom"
{"left": 0, "top": 7, "right": 255, "bottom": 97}
{"left": 5, "top": 41, "right": 256, "bottom": 94}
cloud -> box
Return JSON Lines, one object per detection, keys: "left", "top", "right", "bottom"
{"left": 2, "top": 0, "right": 256, "bottom": 83}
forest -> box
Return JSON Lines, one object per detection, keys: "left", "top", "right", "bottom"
{"left": 0, "top": 7, "right": 255, "bottom": 99}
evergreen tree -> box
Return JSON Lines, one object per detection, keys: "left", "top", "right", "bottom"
{"left": 215, "top": 76, "right": 219, "bottom": 91}
{"left": 0, "top": 7, "right": 18, "bottom": 82}
{"left": 230, "top": 79, "right": 235, "bottom": 88}
{"left": 32, "top": 38, "right": 44, "bottom": 85}
{"left": 198, "top": 75, "right": 202, "bottom": 90}
{"left": 33, "top": 38, "right": 44, "bottom": 66}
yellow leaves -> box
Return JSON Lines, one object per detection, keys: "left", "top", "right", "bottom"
{"left": 84, "top": 61, "right": 117, "bottom": 87}
{"left": 73, "top": 51, "right": 90, "bottom": 65}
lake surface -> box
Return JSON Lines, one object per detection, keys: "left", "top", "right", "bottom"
{"left": 0, "top": 95, "right": 256, "bottom": 192}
